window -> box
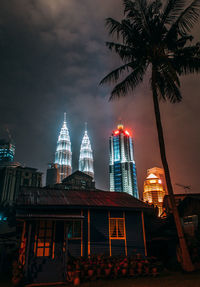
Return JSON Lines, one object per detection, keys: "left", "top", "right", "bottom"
{"left": 34, "top": 220, "right": 54, "bottom": 257}
{"left": 109, "top": 218, "right": 125, "bottom": 239}
{"left": 68, "top": 221, "right": 81, "bottom": 239}
{"left": 23, "top": 178, "right": 30, "bottom": 186}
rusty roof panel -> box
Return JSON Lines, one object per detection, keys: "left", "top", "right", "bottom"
{"left": 17, "top": 188, "right": 151, "bottom": 210}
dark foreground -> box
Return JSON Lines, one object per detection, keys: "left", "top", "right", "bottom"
{"left": 1, "top": 271, "right": 200, "bottom": 287}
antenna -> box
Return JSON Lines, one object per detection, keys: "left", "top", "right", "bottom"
{"left": 64, "top": 112, "right": 66, "bottom": 122}
{"left": 175, "top": 183, "right": 191, "bottom": 194}
{"left": 85, "top": 122, "right": 87, "bottom": 132}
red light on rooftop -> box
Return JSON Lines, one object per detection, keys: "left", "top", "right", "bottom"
{"left": 114, "top": 130, "right": 119, "bottom": 135}
{"left": 125, "top": 130, "right": 130, "bottom": 136}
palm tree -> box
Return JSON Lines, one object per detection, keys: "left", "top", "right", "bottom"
{"left": 100, "top": 0, "right": 200, "bottom": 271}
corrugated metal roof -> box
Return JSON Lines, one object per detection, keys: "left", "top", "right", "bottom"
{"left": 17, "top": 188, "right": 151, "bottom": 210}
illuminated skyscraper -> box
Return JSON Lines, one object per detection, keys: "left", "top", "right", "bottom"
{"left": 0, "top": 139, "right": 15, "bottom": 163}
{"left": 79, "top": 124, "right": 94, "bottom": 178}
{"left": 55, "top": 113, "right": 72, "bottom": 182}
{"left": 109, "top": 124, "right": 139, "bottom": 198}
{"left": 147, "top": 167, "right": 168, "bottom": 194}
{"left": 143, "top": 171, "right": 167, "bottom": 216}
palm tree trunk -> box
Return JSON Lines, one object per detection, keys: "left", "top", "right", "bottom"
{"left": 151, "top": 72, "right": 194, "bottom": 272}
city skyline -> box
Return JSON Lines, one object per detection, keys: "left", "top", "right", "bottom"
{"left": 0, "top": 0, "right": 200, "bottom": 196}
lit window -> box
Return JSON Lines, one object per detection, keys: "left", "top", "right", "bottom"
{"left": 109, "top": 218, "right": 125, "bottom": 239}
{"left": 34, "top": 220, "right": 54, "bottom": 257}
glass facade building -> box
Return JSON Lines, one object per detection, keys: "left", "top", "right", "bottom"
{"left": 0, "top": 140, "right": 15, "bottom": 162}
{"left": 109, "top": 125, "right": 139, "bottom": 198}
{"left": 55, "top": 113, "right": 72, "bottom": 182}
{"left": 79, "top": 125, "right": 94, "bottom": 178}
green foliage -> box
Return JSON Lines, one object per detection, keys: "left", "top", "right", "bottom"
{"left": 100, "top": 0, "right": 200, "bottom": 102}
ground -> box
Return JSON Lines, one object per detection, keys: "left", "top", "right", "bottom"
{"left": 1, "top": 271, "right": 200, "bottom": 287}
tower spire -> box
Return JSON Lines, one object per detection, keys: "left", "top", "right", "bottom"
{"left": 54, "top": 114, "right": 72, "bottom": 182}
{"left": 79, "top": 123, "right": 94, "bottom": 178}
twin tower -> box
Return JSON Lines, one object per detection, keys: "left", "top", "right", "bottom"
{"left": 47, "top": 113, "right": 139, "bottom": 200}
{"left": 51, "top": 113, "right": 94, "bottom": 183}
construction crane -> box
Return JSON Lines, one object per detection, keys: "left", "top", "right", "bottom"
{"left": 175, "top": 183, "right": 191, "bottom": 194}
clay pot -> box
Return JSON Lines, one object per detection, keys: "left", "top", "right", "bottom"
{"left": 105, "top": 268, "right": 111, "bottom": 277}
{"left": 144, "top": 266, "right": 149, "bottom": 275}
{"left": 129, "top": 268, "right": 135, "bottom": 277}
{"left": 88, "top": 268, "right": 94, "bottom": 278}
{"left": 152, "top": 267, "right": 158, "bottom": 277}
{"left": 122, "top": 268, "right": 127, "bottom": 276}
{"left": 73, "top": 273, "right": 80, "bottom": 286}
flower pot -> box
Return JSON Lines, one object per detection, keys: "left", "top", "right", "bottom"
{"left": 73, "top": 274, "right": 80, "bottom": 286}
{"left": 105, "top": 268, "right": 111, "bottom": 277}
{"left": 122, "top": 268, "right": 127, "bottom": 276}
{"left": 129, "top": 268, "right": 135, "bottom": 277}
{"left": 88, "top": 269, "right": 94, "bottom": 278}
{"left": 152, "top": 267, "right": 158, "bottom": 277}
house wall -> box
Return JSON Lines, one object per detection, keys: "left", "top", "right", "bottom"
{"left": 90, "top": 209, "right": 109, "bottom": 255}
{"left": 21, "top": 208, "right": 146, "bottom": 284}
{"left": 125, "top": 211, "right": 145, "bottom": 255}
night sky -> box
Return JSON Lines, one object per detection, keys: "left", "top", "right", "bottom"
{"left": 0, "top": 0, "right": 200, "bottom": 197}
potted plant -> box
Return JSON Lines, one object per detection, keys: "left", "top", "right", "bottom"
{"left": 12, "top": 261, "right": 24, "bottom": 287}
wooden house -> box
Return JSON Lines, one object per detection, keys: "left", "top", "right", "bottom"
{"left": 16, "top": 183, "right": 152, "bottom": 284}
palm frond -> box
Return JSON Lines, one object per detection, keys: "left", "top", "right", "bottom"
{"left": 105, "top": 17, "right": 143, "bottom": 45}
{"left": 155, "top": 67, "right": 182, "bottom": 103}
{"left": 123, "top": 0, "right": 150, "bottom": 36}
{"left": 161, "top": 0, "right": 186, "bottom": 25}
{"left": 109, "top": 61, "right": 148, "bottom": 100}
{"left": 173, "top": 44, "right": 200, "bottom": 74}
{"left": 168, "top": 0, "right": 200, "bottom": 35}
{"left": 177, "top": 0, "right": 200, "bottom": 33}
{"left": 105, "top": 42, "right": 138, "bottom": 62}
{"left": 100, "top": 63, "right": 131, "bottom": 85}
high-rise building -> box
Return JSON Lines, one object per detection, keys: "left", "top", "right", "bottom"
{"left": 54, "top": 113, "right": 72, "bottom": 182}
{"left": 0, "top": 139, "right": 15, "bottom": 163}
{"left": 143, "top": 168, "right": 167, "bottom": 216}
{"left": 109, "top": 124, "right": 139, "bottom": 198}
{"left": 79, "top": 124, "right": 94, "bottom": 178}
{"left": 147, "top": 167, "right": 168, "bottom": 194}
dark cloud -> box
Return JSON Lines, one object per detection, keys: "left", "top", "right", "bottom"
{"left": 0, "top": 0, "right": 200, "bottom": 196}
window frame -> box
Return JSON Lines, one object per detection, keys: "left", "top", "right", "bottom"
{"left": 109, "top": 217, "right": 125, "bottom": 240}
{"left": 34, "top": 220, "right": 55, "bottom": 258}
{"left": 67, "top": 220, "right": 81, "bottom": 240}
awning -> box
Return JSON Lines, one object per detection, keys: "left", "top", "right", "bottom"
{"left": 17, "top": 214, "right": 84, "bottom": 220}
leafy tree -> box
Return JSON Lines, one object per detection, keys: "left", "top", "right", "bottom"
{"left": 100, "top": 0, "right": 200, "bottom": 271}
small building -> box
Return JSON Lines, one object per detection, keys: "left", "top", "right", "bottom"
{"left": 46, "top": 163, "right": 60, "bottom": 186}
{"left": 16, "top": 185, "right": 151, "bottom": 284}
{"left": 0, "top": 166, "right": 42, "bottom": 204}
{"left": 163, "top": 193, "right": 200, "bottom": 237}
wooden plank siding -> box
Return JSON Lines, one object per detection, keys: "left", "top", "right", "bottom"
{"left": 125, "top": 211, "right": 145, "bottom": 255}
{"left": 20, "top": 207, "right": 147, "bottom": 284}
{"left": 90, "top": 210, "right": 109, "bottom": 255}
